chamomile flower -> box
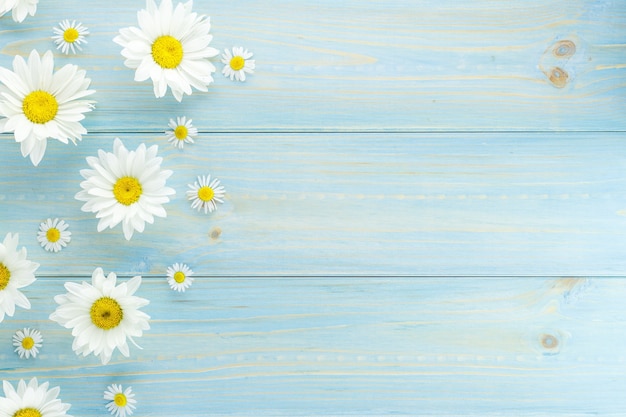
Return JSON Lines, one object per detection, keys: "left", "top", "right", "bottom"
{"left": 104, "top": 384, "right": 136, "bottom": 417}
{"left": 165, "top": 116, "right": 197, "bottom": 149}
{"left": 0, "top": 378, "right": 72, "bottom": 417}
{"left": 0, "top": 50, "right": 96, "bottom": 166}
{"left": 186, "top": 175, "right": 225, "bottom": 214}
{"left": 113, "top": 0, "right": 219, "bottom": 102}
{"left": 0, "top": 0, "right": 37, "bottom": 23}
{"left": 52, "top": 20, "right": 89, "bottom": 55}
{"left": 221, "top": 47, "right": 255, "bottom": 82}
{"left": 12, "top": 328, "right": 43, "bottom": 359}
{"left": 166, "top": 263, "right": 194, "bottom": 292}
{"left": 0, "top": 233, "right": 39, "bottom": 323}
{"left": 49, "top": 267, "right": 150, "bottom": 365}
{"left": 75, "top": 138, "right": 175, "bottom": 240}
{"left": 37, "top": 218, "right": 71, "bottom": 252}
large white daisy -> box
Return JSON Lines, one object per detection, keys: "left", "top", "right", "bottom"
{"left": 49, "top": 267, "right": 150, "bottom": 365}
{"left": 0, "top": 378, "right": 72, "bottom": 417}
{"left": 0, "top": 0, "right": 37, "bottom": 23}
{"left": 113, "top": 0, "right": 219, "bottom": 102}
{"left": 0, "top": 233, "right": 39, "bottom": 323}
{"left": 0, "top": 50, "right": 96, "bottom": 166}
{"left": 75, "top": 138, "right": 175, "bottom": 240}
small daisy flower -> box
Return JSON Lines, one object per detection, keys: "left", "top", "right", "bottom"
{"left": 37, "top": 218, "right": 71, "bottom": 252}
{"left": 221, "top": 47, "right": 255, "bottom": 82}
{"left": 12, "top": 328, "right": 43, "bottom": 359}
{"left": 104, "top": 384, "right": 136, "bottom": 417}
{"left": 0, "top": 233, "right": 39, "bottom": 323}
{"left": 187, "top": 175, "right": 225, "bottom": 214}
{"left": 165, "top": 116, "right": 197, "bottom": 149}
{"left": 75, "top": 138, "right": 175, "bottom": 240}
{"left": 49, "top": 267, "right": 150, "bottom": 365}
{"left": 0, "top": 50, "right": 96, "bottom": 166}
{"left": 52, "top": 20, "right": 89, "bottom": 55}
{"left": 0, "top": 378, "right": 72, "bottom": 417}
{"left": 0, "top": 0, "right": 37, "bottom": 23}
{"left": 166, "top": 263, "right": 194, "bottom": 292}
{"left": 113, "top": 0, "right": 219, "bottom": 102}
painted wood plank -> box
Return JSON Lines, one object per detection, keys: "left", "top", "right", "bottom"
{"left": 1, "top": 0, "right": 625, "bottom": 132}
{"left": 1, "top": 277, "right": 625, "bottom": 416}
{"left": 1, "top": 132, "right": 626, "bottom": 277}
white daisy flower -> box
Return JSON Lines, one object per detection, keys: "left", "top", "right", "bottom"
{"left": 52, "top": 20, "right": 89, "bottom": 55}
{"left": 49, "top": 267, "right": 150, "bottom": 365}
{"left": 113, "top": 0, "right": 219, "bottom": 102}
{"left": 75, "top": 138, "right": 175, "bottom": 240}
{"left": 0, "top": 0, "right": 37, "bottom": 23}
{"left": 0, "top": 233, "right": 39, "bottom": 323}
{"left": 0, "top": 378, "right": 72, "bottom": 417}
{"left": 166, "top": 263, "right": 194, "bottom": 292}
{"left": 0, "top": 50, "right": 96, "bottom": 166}
{"left": 12, "top": 328, "right": 43, "bottom": 359}
{"left": 186, "top": 175, "right": 225, "bottom": 214}
{"left": 221, "top": 47, "right": 255, "bottom": 82}
{"left": 37, "top": 218, "right": 71, "bottom": 252}
{"left": 104, "top": 384, "right": 136, "bottom": 417}
{"left": 165, "top": 116, "right": 197, "bottom": 149}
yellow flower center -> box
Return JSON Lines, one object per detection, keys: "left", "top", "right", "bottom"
{"left": 90, "top": 297, "right": 124, "bottom": 330}
{"left": 63, "top": 27, "right": 79, "bottom": 43}
{"left": 13, "top": 408, "right": 42, "bottom": 417}
{"left": 229, "top": 56, "right": 245, "bottom": 71}
{"left": 0, "top": 262, "right": 10, "bottom": 291}
{"left": 173, "top": 271, "right": 186, "bottom": 283}
{"left": 21, "top": 336, "right": 35, "bottom": 349}
{"left": 46, "top": 227, "right": 61, "bottom": 243}
{"left": 114, "top": 393, "right": 127, "bottom": 407}
{"left": 22, "top": 90, "right": 58, "bottom": 124}
{"left": 113, "top": 176, "right": 142, "bottom": 206}
{"left": 197, "top": 186, "right": 214, "bottom": 202}
{"left": 174, "top": 125, "right": 188, "bottom": 140}
{"left": 152, "top": 35, "right": 183, "bottom": 69}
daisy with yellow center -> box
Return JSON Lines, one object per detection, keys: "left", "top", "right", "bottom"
{"left": 165, "top": 116, "right": 197, "bottom": 149}
{"left": 49, "top": 267, "right": 150, "bottom": 365}
{"left": 104, "top": 384, "right": 136, "bottom": 417}
{"left": 113, "top": 0, "right": 219, "bottom": 102}
{"left": 0, "top": 0, "right": 37, "bottom": 23}
{"left": 0, "top": 233, "right": 39, "bottom": 323}
{"left": 187, "top": 174, "right": 225, "bottom": 214}
{"left": 221, "top": 47, "right": 256, "bottom": 82}
{"left": 37, "top": 218, "right": 71, "bottom": 252}
{"left": 12, "top": 328, "right": 43, "bottom": 359}
{"left": 166, "top": 263, "right": 194, "bottom": 292}
{"left": 0, "top": 378, "right": 71, "bottom": 417}
{"left": 0, "top": 50, "right": 95, "bottom": 166}
{"left": 75, "top": 138, "right": 175, "bottom": 240}
{"left": 52, "top": 20, "right": 89, "bottom": 55}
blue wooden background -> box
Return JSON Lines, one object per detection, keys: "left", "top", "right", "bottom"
{"left": 1, "top": 0, "right": 626, "bottom": 415}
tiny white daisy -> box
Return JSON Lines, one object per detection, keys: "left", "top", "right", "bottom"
{"left": 0, "top": 378, "right": 72, "bottom": 417}
{"left": 52, "top": 20, "right": 89, "bottom": 55}
{"left": 0, "top": 233, "right": 39, "bottom": 323}
{"left": 75, "top": 138, "right": 175, "bottom": 240}
{"left": 221, "top": 47, "right": 255, "bottom": 82}
{"left": 113, "top": 0, "right": 219, "bottom": 102}
{"left": 12, "top": 328, "right": 43, "bottom": 359}
{"left": 104, "top": 384, "right": 136, "bottom": 417}
{"left": 49, "top": 267, "right": 150, "bottom": 365}
{"left": 37, "top": 218, "right": 71, "bottom": 252}
{"left": 186, "top": 175, "right": 225, "bottom": 214}
{"left": 0, "top": 50, "right": 96, "bottom": 166}
{"left": 165, "top": 116, "right": 197, "bottom": 149}
{"left": 0, "top": 0, "right": 37, "bottom": 23}
{"left": 166, "top": 263, "right": 194, "bottom": 292}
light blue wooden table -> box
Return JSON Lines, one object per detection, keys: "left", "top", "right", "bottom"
{"left": 1, "top": 0, "right": 626, "bottom": 415}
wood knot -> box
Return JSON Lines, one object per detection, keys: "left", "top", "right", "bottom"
{"left": 539, "top": 37, "right": 580, "bottom": 89}
{"left": 552, "top": 40, "right": 576, "bottom": 58}
{"left": 537, "top": 331, "right": 563, "bottom": 355}
{"left": 210, "top": 226, "right": 222, "bottom": 240}
{"left": 547, "top": 67, "right": 569, "bottom": 88}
